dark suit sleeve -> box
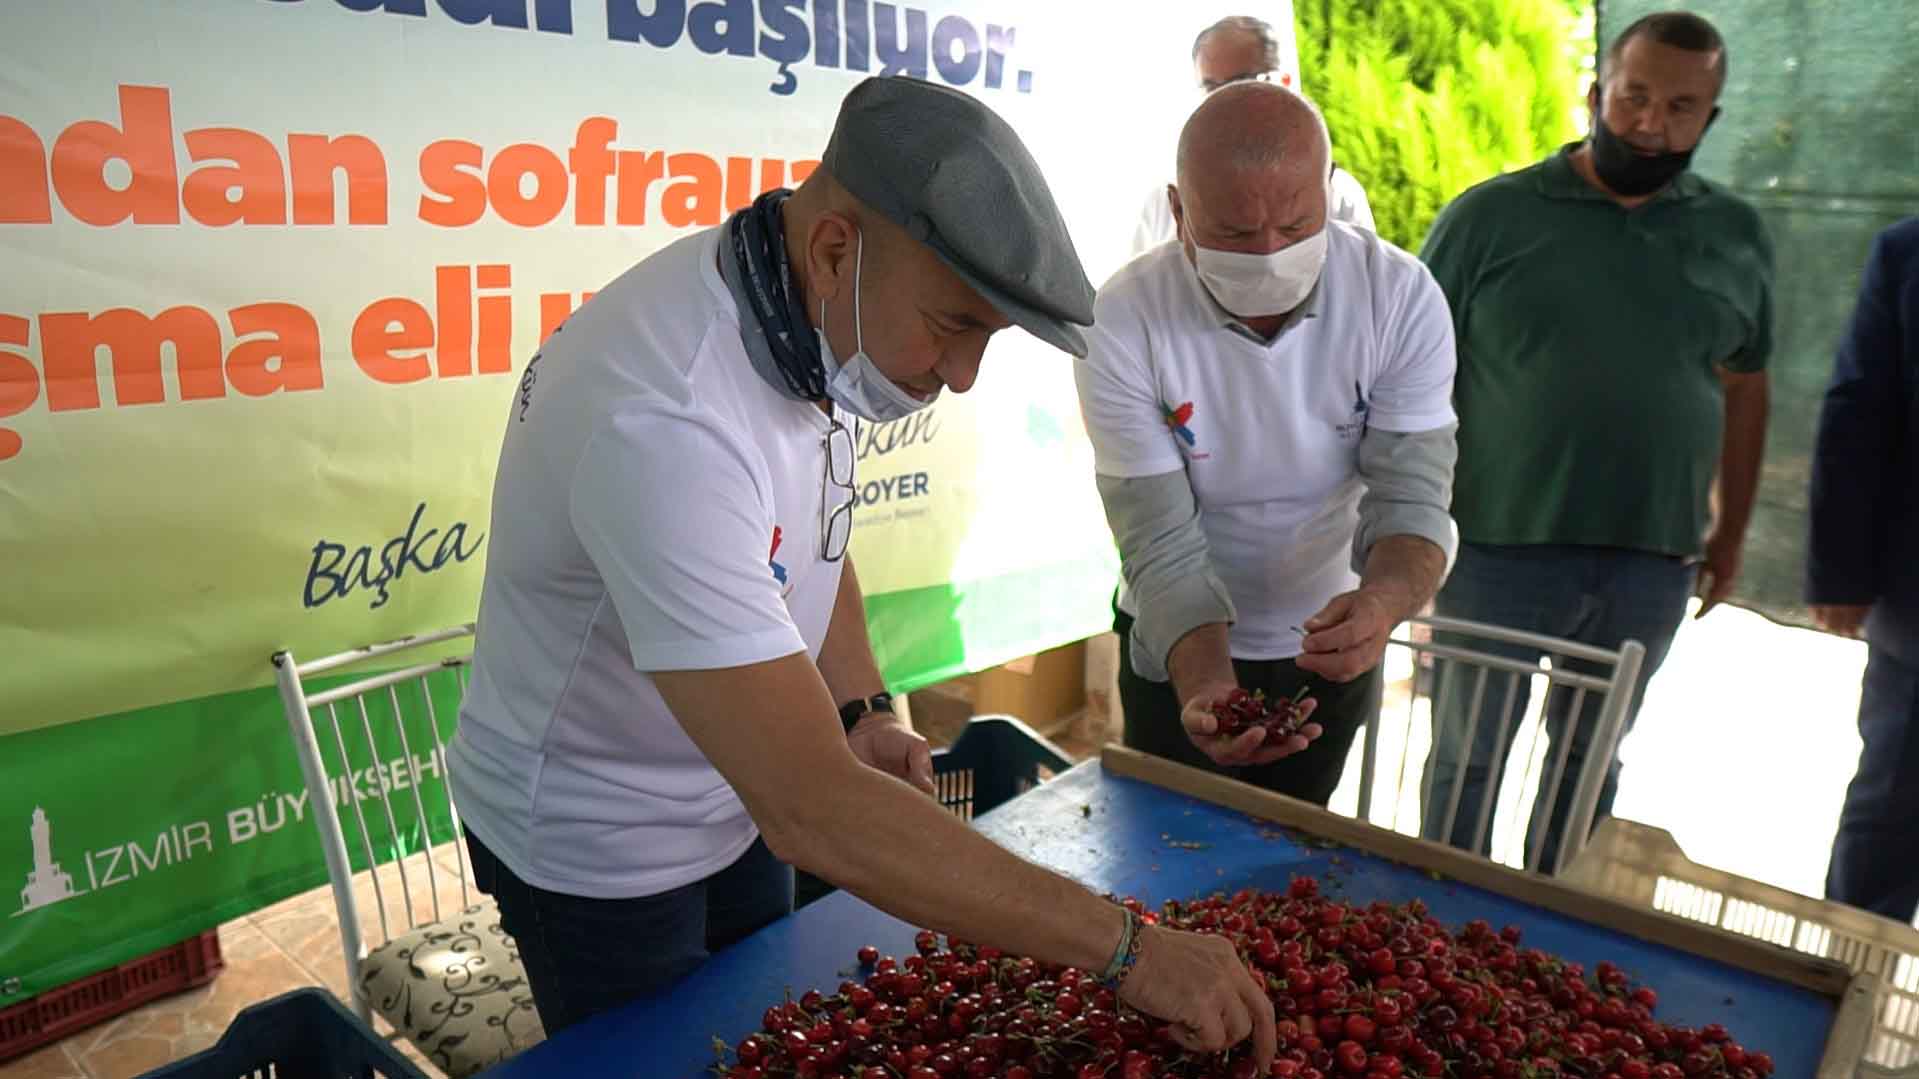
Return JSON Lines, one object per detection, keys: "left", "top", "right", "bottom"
{"left": 1807, "top": 227, "right": 1908, "bottom": 604}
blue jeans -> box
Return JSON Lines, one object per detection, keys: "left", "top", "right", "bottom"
{"left": 465, "top": 829, "right": 793, "bottom": 1034}
{"left": 1422, "top": 543, "right": 1694, "bottom": 873}
{"left": 1826, "top": 644, "right": 1919, "bottom": 923}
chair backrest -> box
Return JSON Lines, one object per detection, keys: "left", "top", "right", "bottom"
{"left": 1337, "top": 614, "right": 1646, "bottom": 876}
{"left": 270, "top": 624, "right": 476, "bottom": 1021}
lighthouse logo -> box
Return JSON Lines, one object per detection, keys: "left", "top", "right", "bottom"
{"left": 15, "top": 807, "right": 85, "bottom": 916}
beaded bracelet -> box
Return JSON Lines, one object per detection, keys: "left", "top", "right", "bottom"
{"left": 1098, "top": 906, "right": 1145, "bottom": 990}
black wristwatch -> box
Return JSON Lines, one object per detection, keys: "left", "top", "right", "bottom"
{"left": 838, "top": 692, "right": 895, "bottom": 734}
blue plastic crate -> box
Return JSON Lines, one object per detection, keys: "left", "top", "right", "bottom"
{"left": 139, "top": 988, "right": 427, "bottom": 1079}
{"left": 927, "top": 715, "right": 1072, "bottom": 820}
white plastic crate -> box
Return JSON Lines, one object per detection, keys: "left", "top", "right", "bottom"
{"left": 1565, "top": 818, "right": 1919, "bottom": 1074}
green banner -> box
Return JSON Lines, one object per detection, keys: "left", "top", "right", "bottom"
{"left": 2, "top": 668, "right": 467, "bottom": 1001}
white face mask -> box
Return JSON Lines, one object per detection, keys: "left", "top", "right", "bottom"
{"left": 1188, "top": 226, "right": 1329, "bottom": 318}
{"left": 820, "top": 230, "right": 939, "bottom": 424}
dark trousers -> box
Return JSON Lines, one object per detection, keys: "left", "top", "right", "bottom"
{"left": 1113, "top": 607, "right": 1380, "bottom": 807}
{"left": 465, "top": 828, "right": 793, "bottom": 1035}
{"left": 1826, "top": 644, "right": 1919, "bottom": 923}
{"left": 1422, "top": 543, "right": 1692, "bottom": 874}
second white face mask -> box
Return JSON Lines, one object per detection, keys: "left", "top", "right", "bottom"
{"left": 819, "top": 229, "right": 939, "bottom": 424}
{"left": 1190, "top": 226, "right": 1329, "bottom": 318}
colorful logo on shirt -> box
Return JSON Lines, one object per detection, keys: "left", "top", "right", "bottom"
{"left": 1162, "top": 400, "right": 1209, "bottom": 460}
{"left": 768, "top": 526, "right": 791, "bottom": 593}
{"left": 1163, "top": 401, "right": 1197, "bottom": 447}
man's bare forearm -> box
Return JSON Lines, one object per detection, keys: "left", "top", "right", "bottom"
{"left": 1166, "top": 623, "right": 1236, "bottom": 707}
{"left": 658, "top": 658, "right": 1125, "bottom": 976}
{"left": 1715, "top": 373, "right": 1770, "bottom": 543}
{"left": 1358, "top": 534, "right": 1447, "bottom": 622}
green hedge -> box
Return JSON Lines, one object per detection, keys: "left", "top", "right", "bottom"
{"left": 1296, "top": 0, "right": 1594, "bottom": 250}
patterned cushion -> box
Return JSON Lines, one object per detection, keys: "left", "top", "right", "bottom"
{"left": 361, "top": 899, "right": 546, "bottom": 1077}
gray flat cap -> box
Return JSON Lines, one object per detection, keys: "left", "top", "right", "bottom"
{"left": 822, "top": 76, "right": 1096, "bottom": 357}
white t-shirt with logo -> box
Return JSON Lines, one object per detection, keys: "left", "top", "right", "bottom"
{"left": 1077, "top": 222, "right": 1456, "bottom": 663}
{"left": 448, "top": 227, "right": 844, "bottom": 899}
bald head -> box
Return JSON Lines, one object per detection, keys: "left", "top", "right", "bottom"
{"left": 1176, "top": 81, "right": 1330, "bottom": 191}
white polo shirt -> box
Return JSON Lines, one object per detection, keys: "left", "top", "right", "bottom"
{"left": 448, "top": 227, "right": 844, "bottom": 899}
{"left": 1077, "top": 222, "right": 1456, "bottom": 663}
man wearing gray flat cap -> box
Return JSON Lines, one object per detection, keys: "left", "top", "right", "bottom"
{"left": 448, "top": 75, "right": 1280, "bottom": 1066}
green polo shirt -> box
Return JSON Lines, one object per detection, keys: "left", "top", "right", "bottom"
{"left": 1420, "top": 145, "right": 1773, "bottom": 558}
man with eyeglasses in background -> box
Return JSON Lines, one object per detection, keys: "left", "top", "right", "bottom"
{"left": 445, "top": 76, "right": 1291, "bottom": 1068}
{"left": 1131, "top": 14, "right": 1374, "bottom": 259}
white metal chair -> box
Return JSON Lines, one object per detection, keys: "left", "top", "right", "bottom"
{"left": 271, "top": 624, "right": 544, "bottom": 1077}
{"left": 1330, "top": 615, "right": 1647, "bottom": 876}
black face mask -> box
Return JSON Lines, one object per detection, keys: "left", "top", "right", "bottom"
{"left": 1587, "top": 98, "right": 1719, "bottom": 197}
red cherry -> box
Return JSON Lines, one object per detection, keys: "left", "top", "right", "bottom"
{"left": 857, "top": 945, "right": 880, "bottom": 966}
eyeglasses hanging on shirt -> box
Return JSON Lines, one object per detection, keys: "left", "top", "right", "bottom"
{"left": 821, "top": 417, "right": 856, "bottom": 562}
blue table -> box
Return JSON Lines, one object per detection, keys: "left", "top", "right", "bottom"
{"left": 478, "top": 761, "right": 1837, "bottom": 1077}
